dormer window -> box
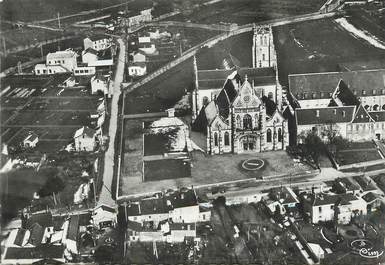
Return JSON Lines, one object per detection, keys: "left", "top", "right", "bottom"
{"left": 373, "top": 89, "right": 376, "bottom": 95}
{"left": 316, "top": 110, "right": 320, "bottom": 117}
{"left": 362, "top": 90, "right": 366, "bottom": 96}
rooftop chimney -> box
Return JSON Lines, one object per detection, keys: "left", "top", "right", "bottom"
{"left": 166, "top": 108, "right": 175, "bottom": 117}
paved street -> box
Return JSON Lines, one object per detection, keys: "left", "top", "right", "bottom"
{"left": 98, "top": 38, "right": 125, "bottom": 207}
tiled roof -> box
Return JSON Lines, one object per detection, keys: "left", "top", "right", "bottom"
{"left": 362, "top": 192, "right": 381, "bottom": 203}
{"left": 312, "top": 193, "right": 359, "bottom": 206}
{"left": 14, "top": 228, "right": 27, "bottom": 246}
{"left": 96, "top": 204, "right": 116, "bottom": 214}
{"left": 74, "top": 126, "right": 96, "bottom": 139}
{"left": 4, "top": 245, "right": 65, "bottom": 260}
{"left": 47, "top": 50, "right": 76, "bottom": 60}
{"left": 83, "top": 47, "right": 98, "bottom": 55}
{"left": 25, "top": 212, "right": 53, "bottom": 229}
{"left": 351, "top": 105, "right": 374, "bottom": 123}
{"left": 331, "top": 80, "right": 360, "bottom": 107}
{"left": 295, "top": 106, "right": 355, "bottom": 126}
{"left": 24, "top": 132, "right": 38, "bottom": 142}
{"left": 67, "top": 215, "right": 79, "bottom": 241}
{"left": 270, "top": 186, "right": 299, "bottom": 205}
{"left": 369, "top": 111, "right": 385, "bottom": 122}
{"left": 87, "top": 34, "right": 109, "bottom": 42}
{"left": 28, "top": 223, "right": 44, "bottom": 246}
{"left": 289, "top": 69, "right": 385, "bottom": 100}
{"left": 126, "top": 189, "right": 198, "bottom": 216}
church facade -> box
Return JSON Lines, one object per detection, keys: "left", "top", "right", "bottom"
{"left": 205, "top": 75, "right": 289, "bottom": 155}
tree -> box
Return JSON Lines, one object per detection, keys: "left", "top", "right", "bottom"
{"left": 38, "top": 175, "right": 65, "bottom": 205}
{"left": 301, "top": 131, "right": 324, "bottom": 168}
{"left": 94, "top": 245, "right": 113, "bottom": 264}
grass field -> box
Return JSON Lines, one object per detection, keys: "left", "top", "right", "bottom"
{"left": 273, "top": 17, "right": 385, "bottom": 87}
{"left": 173, "top": 0, "right": 325, "bottom": 25}
{"left": 335, "top": 141, "right": 383, "bottom": 166}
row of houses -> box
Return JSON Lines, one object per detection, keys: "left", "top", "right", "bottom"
{"left": 1, "top": 205, "right": 117, "bottom": 264}
{"left": 122, "top": 188, "right": 211, "bottom": 245}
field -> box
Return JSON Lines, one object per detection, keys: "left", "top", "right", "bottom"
{"left": 1, "top": 74, "right": 102, "bottom": 154}
{"left": 173, "top": 0, "right": 326, "bottom": 25}
{"left": 273, "top": 17, "right": 385, "bottom": 87}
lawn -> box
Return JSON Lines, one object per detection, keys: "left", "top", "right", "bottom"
{"left": 143, "top": 158, "right": 191, "bottom": 182}
{"left": 335, "top": 142, "right": 383, "bottom": 166}
{"left": 273, "top": 17, "right": 385, "bottom": 87}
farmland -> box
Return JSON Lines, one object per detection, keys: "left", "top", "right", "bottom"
{"left": 1, "top": 74, "right": 102, "bottom": 154}
{"left": 273, "top": 17, "right": 385, "bottom": 87}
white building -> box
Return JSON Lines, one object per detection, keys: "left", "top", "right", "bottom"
{"left": 35, "top": 50, "right": 78, "bottom": 75}
{"left": 82, "top": 48, "right": 114, "bottom": 67}
{"left": 130, "top": 50, "right": 146, "bottom": 63}
{"left": 125, "top": 189, "right": 211, "bottom": 226}
{"left": 138, "top": 36, "right": 157, "bottom": 55}
{"left": 73, "top": 126, "right": 97, "bottom": 152}
{"left": 74, "top": 65, "right": 96, "bottom": 76}
{"left": 92, "top": 204, "right": 117, "bottom": 229}
{"left": 83, "top": 36, "right": 111, "bottom": 51}
{"left": 302, "top": 193, "right": 367, "bottom": 224}
{"left": 91, "top": 75, "right": 110, "bottom": 95}
{"left": 128, "top": 62, "right": 147, "bottom": 77}
{"left": 123, "top": 8, "right": 152, "bottom": 28}
{"left": 23, "top": 132, "right": 38, "bottom": 148}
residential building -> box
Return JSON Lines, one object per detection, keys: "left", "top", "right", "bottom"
{"left": 92, "top": 204, "right": 117, "bottom": 229}
{"left": 123, "top": 8, "right": 152, "bottom": 28}
{"left": 130, "top": 50, "right": 146, "bottom": 63}
{"left": 23, "top": 132, "right": 38, "bottom": 148}
{"left": 138, "top": 36, "right": 157, "bottom": 55}
{"left": 74, "top": 65, "right": 96, "bottom": 76}
{"left": 73, "top": 126, "right": 97, "bottom": 152}
{"left": 301, "top": 193, "right": 367, "bottom": 224}
{"left": 83, "top": 35, "right": 111, "bottom": 51}
{"left": 82, "top": 48, "right": 114, "bottom": 67}
{"left": 91, "top": 75, "right": 110, "bottom": 95}
{"left": 62, "top": 76, "right": 76, "bottom": 87}
{"left": 125, "top": 189, "right": 211, "bottom": 226}
{"left": 128, "top": 62, "right": 147, "bottom": 76}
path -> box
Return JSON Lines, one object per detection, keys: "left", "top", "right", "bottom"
{"left": 98, "top": 38, "right": 125, "bottom": 207}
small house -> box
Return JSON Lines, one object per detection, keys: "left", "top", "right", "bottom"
{"left": 83, "top": 35, "right": 111, "bottom": 51}
{"left": 92, "top": 204, "right": 117, "bottom": 229}
{"left": 23, "top": 132, "right": 39, "bottom": 148}
{"left": 62, "top": 76, "right": 76, "bottom": 87}
{"left": 130, "top": 50, "right": 146, "bottom": 63}
{"left": 73, "top": 126, "right": 96, "bottom": 152}
{"left": 91, "top": 75, "right": 110, "bottom": 95}
{"left": 82, "top": 48, "right": 99, "bottom": 65}
{"left": 128, "top": 62, "right": 147, "bottom": 77}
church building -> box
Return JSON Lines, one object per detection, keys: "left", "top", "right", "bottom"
{"left": 191, "top": 25, "right": 288, "bottom": 155}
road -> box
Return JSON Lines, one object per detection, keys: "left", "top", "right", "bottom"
{"left": 122, "top": 11, "right": 338, "bottom": 94}
{"left": 98, "top": 38, "right": 125, "bottom": 207}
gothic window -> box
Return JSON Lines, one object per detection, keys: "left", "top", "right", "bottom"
{"left": 264, "top": 36, "right": 267, "bottom": 45}
{"left": 243, "top": 114, "right": 252, "bottom": 129}
{"left": 267, "top": 129, "right": 272, "bottom": 143}
{"left": 262, "top": 54, "right": 265, "bottom": 61}
{"left": 373, "top": 104, "right": 380, "bottom": 111}
{"left": 224, "top": 132, "right": 230, "bottom": 146}
{"left": 236, "top": 115, "right": 241, "bottom": 128}
{"left": 214, "top": 132, "right": 218, "bottom": 146}
{"left": 278, "top": 128, "right": 282, "bottom": 142}
{"left": 254, "top": 114, "right": 259, "bottom": 129}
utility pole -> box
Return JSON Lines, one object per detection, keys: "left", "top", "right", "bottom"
{"left": 57, "top": 12, "right": 61, "bottom": 29}
{"left": 2, "top": 37, "right": 6, "bottom": 56}
{"left": 40, "top": 44, "right": 44, "bottom": 59}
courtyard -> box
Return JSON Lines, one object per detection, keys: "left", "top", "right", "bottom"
{"left": 118, "top": 117, "right": 312, "bottom": 197}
